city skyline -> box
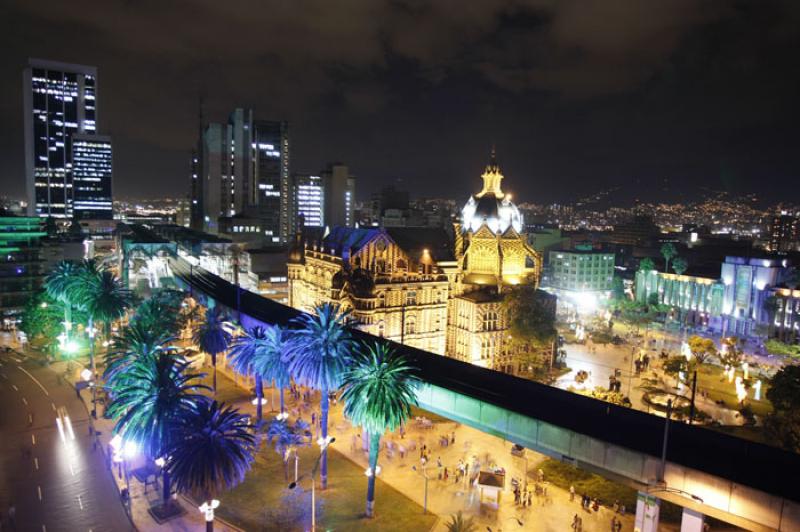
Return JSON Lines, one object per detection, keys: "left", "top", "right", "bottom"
{"left": 1, "top": 1, "right": 798, "bottom": 204}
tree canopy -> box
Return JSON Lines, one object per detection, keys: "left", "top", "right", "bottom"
{"left": 502, "top": 284, "right": 556, "bottom": 347}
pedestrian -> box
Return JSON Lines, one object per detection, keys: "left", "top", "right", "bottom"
{"left": 611, "top": 516, "right": 617, "bottom": 532}
{"left": 514, "top": 486, "right": 521, "bottom": 505}
{"left": 570, "top": 484, "right": 575, "bottom": 502}
{"left": 443, "top": 467, "right": 449, "bottom": 481}
{"left": 311, "top": 412, "right": 316, "bottom": 426}
{"left": 615, "top": 519, "right": 623, "bottom": 532}
{"left": 620, "top": 504, "right": 626, "bottom": 516}
{"left": 451, "top": 431, "right": 456, "bottom": 445}
{"left": 613, "top": 499, "right": 620, "bottom": 513}
{"left": 538, "top": 468, "right": 544, "bottom": 482}
{"left": 572, "top": 514, "right": 579, "bottom": 530}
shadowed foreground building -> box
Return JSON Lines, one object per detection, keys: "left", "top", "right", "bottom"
{"left": 288, "top": 152, "right": 542, "bottom": 372}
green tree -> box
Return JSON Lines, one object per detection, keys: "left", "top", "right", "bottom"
{"left": 19, "top": 291, "right": 66, "bottom": 346}
{"left": 287, "top": 303, "right": 354, "bottom": 490}
{"left": 765, "top": 366, "right": 800, "bottom": 453}
{"left": 266, "top": 418, "right": 309, "bottom": 480}
{"left": 44, "top": 260, "right": 82, "bottom": 341}
{"left": 133, "top": 289, "right": 188, "bottom": 338}
{"left": 340, "top": 342, "right": 420, "bottom": 517}
{"left": 503, "top": 284, "right": 557, "bottom": 347}
{"left": 445, "top": 511, "right": 478, "bottom": 532}
{"left": 638, "top": 257, "right": 656, "bottom": 272}
{"left": 611, "top": 275, "right": 625, "bottom": 301}
{"left": 660, "top": 243, "right": 678, "bottom": 273}
{"left": 168, "top": 400, "right": 256, "bottom": 532}
{"left": 104, "top": 322, "right": 172, "bottom": 389}
{"left": 193, "top": 306, "right": 232, "bottom": 394}
{"left": 663, "top": 355, "right": 696, "bottom": 388}
{"left": 687, "top": 335, "right": 717, "bottom": 365}
{"left": 671, "top": 256, "right": 688, "bottom": 276}
{"left": 228, "top": 325, "right": 269, "bottom": 422}
{"left": 719, "top": 337, "right": 745, "bottom": 370}
{"left": 108, "top": 351, "right": 209, "bottom": 507}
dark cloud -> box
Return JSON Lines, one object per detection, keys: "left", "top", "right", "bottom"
{"left": 0, "top": 0, "right": 798, "bottom": 203}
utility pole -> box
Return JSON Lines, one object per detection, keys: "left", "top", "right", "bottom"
{"left": 659, "top": 399, "right": 673, "bottom": 483}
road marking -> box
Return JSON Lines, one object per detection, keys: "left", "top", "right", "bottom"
{"left": 64, "top": 414, "right": 75, "bottom": 440}
{"left": 18, "top": 366, "right": 49, "bottom": 396}
{"left": 32, "top": 434, "right": 36, "bottom": 445}
{"left": 78, "top": 495, "right": 84, "bottom": 510}
{"left": 56, "top": 417, "right": 66, "bottom": 443}
{"left": 12, "top": 384, "right": 18, "bottom": 391}
{"left": 37, "top": 485, "right": 42, "bottom": 501}
{"left": 34, "top": 457, "right": 39, "bottom": 470}
{"left": 22, "top": 397, "right": 28, "bottom": 405}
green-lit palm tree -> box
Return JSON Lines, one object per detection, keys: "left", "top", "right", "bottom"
{"left": 108, "top": 351, "right": 209, "bottom": 507}
{"left": 266, "top": 418, "right": 308, "bottom": 480}
{"left": 193, "top": 306, "right": 232, "bottom": 394}
{"left": 228, "top": 326, "right": 268, "bottom": 422}
{"left": 44, "top": 260, "right": 81, "bottom": 342}
{"left": 168, "top": 400, "right": 256, "bottom": 532}
{"left": 133, "top": 290, "right": 186, "bottom": 338}
{"left": 255, "top": 324, "right": 292, "bottom": 416}
{"left": 340, "top": 342, "right": 419, "bottom": 517}
{"left": 287, "top": 303, "right": 354, "bottom": 489}
{"left": 104, "top": 322, "right": 172, "bottom": 388}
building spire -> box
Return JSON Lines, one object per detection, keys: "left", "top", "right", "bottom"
{"left": 478, "top": 145, "right": 504, "bottom": 197}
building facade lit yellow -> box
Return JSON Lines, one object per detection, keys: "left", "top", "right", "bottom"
{"left": 288, "top": 151, "right": 542, "bottom": 373}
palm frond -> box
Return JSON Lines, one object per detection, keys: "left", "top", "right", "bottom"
{"left": 340, "top": 341, "right": 420, "bottom": 435}
{"left": 167, "top": 400, "right": 256, "bottom": 498}
{"left": 193, "top": 306, "right": 232, "bottom": 356}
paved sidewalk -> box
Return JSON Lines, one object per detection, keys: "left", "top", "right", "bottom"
{"left": 44, "top": 354, "right": 244, "bottom": 532}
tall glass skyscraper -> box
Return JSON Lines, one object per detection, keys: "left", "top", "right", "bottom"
{"left": 291, "top": 173, "right": 325, "bottom": 231}
{"left": 23, "top": 59, "right": 99, "bottom": 218}
{"left": 71, "top": 134, "right": 113, "bottom": 220}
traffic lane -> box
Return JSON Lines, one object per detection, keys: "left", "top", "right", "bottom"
{"left": 0, "top": 355, "right": 133, "bottom": 532}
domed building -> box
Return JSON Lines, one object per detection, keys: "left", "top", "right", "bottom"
{"left": 288, "top": 149, "right": 547, "bottom": 374}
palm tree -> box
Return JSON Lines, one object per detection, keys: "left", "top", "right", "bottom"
{"left": 168, "top": 400, "right": 256, "bottom": 532}
{"left": 44, "top": 260, "right": 81, "bottom": 342}
{"left": 104, "top": 322, "right": 172, "bottom": 389}
{"left": 255, "top": 324, "right": 292, "bottom": 416}
{"left": 340, "top": 342, "right": 420, "bottom": 517}
{"left": 108, "top": 351, "right": 209, "bottom": 507}
{"left": 228, "top": 326, "right": 268, "bottom": 422}
{"left": 445, "top": 512, "right": 478, "bottom": 532}
{"left": 672, "top": 256, "right": 688, "bottom": 276}
{"left": 266, "top": 418, "right": 308, "bottom": 480}
{"left": 193, "top": 306, "right": 232, "bottom": 394}
{"left": 660, "top": 243, "right": 677, "bottom": 273}
{"left": 287, "top": 303, "right": 354, "bottom": 490}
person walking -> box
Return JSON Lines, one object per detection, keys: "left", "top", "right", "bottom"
{"left": 570, "top": 484, "right": 575, "bottom": 502}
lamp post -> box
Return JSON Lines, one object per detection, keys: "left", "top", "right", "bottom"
{"left": 658, "top": 399, "right": 673, "bottom": 483}
{"left": 87, "top": 325, "right": 98, "bottom": 418}
{"left": 411, "top": 464, "right": 431, "bottom": 514}
{"left": 199, "top": 499, "right": 220, "bottom": 532}
{"left": 288, "top": 436, "right": 335, "bottom": 532}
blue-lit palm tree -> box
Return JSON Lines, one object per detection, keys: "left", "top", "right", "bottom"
{"left": 193, "top": 306, "right": 232, "bottom": 394}
{"left": 168, "top": 400, "right": 256, "bottom": 532}
{"left": 228, "top": 326, "right": 268, "bottom": 422}
{"left": 108, "top": 351, "right": 209, "bottom": 506}
{"left": 44, "top": 260, "right": 81, "bottom": 342}
{"left": 266, "top": 418, "right": 308, "bottom": 480}
{"left": 254, "top": 324, "right": 292, "bottom": 416}
{"left": 287, "top": 303, "right": 354, "bottom": 489}
{"left": 104, "top": 322, "right": 172, "bottom": 389}
{"left": 340, "top": 341, "right": 419, "bottom": 517}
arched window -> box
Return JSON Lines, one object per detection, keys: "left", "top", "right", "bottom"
{"left": 405, "top": 317, "right": 416, "bottom": 335}
{"left": 377, "top": 320, "right": 385, "bottom": 338}
{"left": 396, "top": 258, "right": 407, "bottom": 270}
{"left": 406, "top": 290, "right": 417, "bottom": 306}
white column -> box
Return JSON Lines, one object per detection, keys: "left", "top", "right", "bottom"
{"left": 680, "top": 508, "right": 704, "bottom": 532}
{"left": 634, "top": 492, "right": 660, "bottom": 532}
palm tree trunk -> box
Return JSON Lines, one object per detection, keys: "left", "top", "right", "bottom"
{"left": 279, "top": 386, "right": 285, "bottom": 414}
{"left": 212, "top": 353, "right": 217, "bottom": 395}
{"left": 255, "top": 375, "right": 263, "bottom": 422}
{"left": 366, "top": 431, "right": 380, "bottom": 517}
{"left": 162, "top": 468, "right": 171, "bottom": 505}
{"left": 64, "top": 304, "right": 71, "bottom": 341}
{"left": 89, "top": 316, "right": 96, "bottom": 417}
{"left": 320, "top": 387, "right": 329, "bottom": 490}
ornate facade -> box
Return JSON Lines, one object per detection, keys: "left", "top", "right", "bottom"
{"left": 288, "top": 151, "right": 542, "bottom": 373}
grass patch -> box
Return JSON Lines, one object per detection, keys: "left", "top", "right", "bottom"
{"left": 219, "top": 445, "right": 436, "bottom": 532}
{"left": 695, "top": 365, "right": 772, "bottom": 418}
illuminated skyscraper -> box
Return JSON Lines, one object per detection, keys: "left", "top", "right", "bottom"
{"left": 23, "top": 59, "right": 98, "bottom": 218}
{"left": 768, "top": 213, "right": 799, "bottom": 252}
{"left": 71, "top": 134, "right": 112, "bottom": 220}
{"left": 291, "top": 173, "right": 325, "bottom": 231}
{"left": 193, "top": 109, "right": 289, "bottom": 244}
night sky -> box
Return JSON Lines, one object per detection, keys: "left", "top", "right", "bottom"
{"left": 1, "top": 1, "right": 798, "bottom": 205}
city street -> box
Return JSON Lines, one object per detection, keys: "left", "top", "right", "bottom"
{"left": 0, "top": 346, "right": 133, "bottom": 532}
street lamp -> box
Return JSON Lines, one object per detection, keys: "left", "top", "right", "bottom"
{"left": 288, "top": 436, "right": 335, "bottom": 532}
{"left": 411, "top": 464, "right": 431, "bottom": 514}
{"left": 199, "top": 499, "right": 220, "bottom": 532}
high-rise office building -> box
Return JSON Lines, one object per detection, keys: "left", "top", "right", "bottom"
{"left": 291, "top": 173, "right": 325, "bottom": 231}
{"left": 71, "top": 134, "right": 112, "bottom": 220}
{"left": 322, "top": 163, "right": 356, "bottom": 228}
{"left": 768, "top": 213, "right": 799, "bottom": 252}
{"left": 23, "top": 59, "right": 98, "bottom": 219}
{"left": 192, "top": 109, "right": 289, "bottom": 244}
